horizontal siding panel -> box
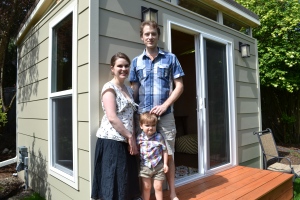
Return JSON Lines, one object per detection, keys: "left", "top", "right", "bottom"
{"left": 236, "top": 98, "right": 259, "bottom": 114}
{"left": 17, "top": 134, "right": 48, "bottom": 161}
{"left": 75, "top": 178, "right": 90, "bottom": 200}
{"left": 236, "top": 82, "right": 258, "bottom": 98}
{"left": 79, "top": 150, "right": 89, "bottom": 181}
{"left": 99, "top": 36, "right": 143, "bottom": 65}
{"left": 18, "top": 39, "right": 48, "bottom": 73}
{"left": 78, "top": 36, "right": 89, "bottom": 66}
{"left": 28, "top": 154, "right": 48, "bottom": 182}
{"left": 78, "top": 122, "right": 89, "bottom": 151}
{"left": 238, "top": 143, "right": 260, "bottom": 163}
{"left": 99, "top": 9, "right": 141, "bottom": 43}
{"left": 18, "top": 24, "right": 49, "bottom": 59}
{"left": 78, "top": 64, "right": 89, "bottom": 93}
{"left": 78, "top": 93, "right": 89, "bottom": 121}
{"left": 78, "top": 0, "right": 89, "bottom": 13}
{"left": 46, "top": 183, "right": 73, "bottom": 200}
{"left": 17, "top": 99, "right": 48, "bottom": 119}
{"left": 47, "top": 176, "right": 89, "bottom": 199}
{"left": 237, "top": 113, "right": 259, "bottom": 130}
{"left": 78, "top": 8, "right": 89, "bottom": 39}
{"left": 100, "top": 0, "right": 141, "bottom": 20}
{"left": 235, "top": 66, "right": 257, "bottom": 83}
{"left": 238, "top": 128, "right": 259, "bottom": 147}
{"left": 18, "top": 79, "right": 48, "bottom": 102}
{"left": 99, "top": 63, "right": 111, "bottom": 86}
{"left": 18, "top": 118, "right": 48, "bottom": 140}
{"left": 18, "top": 58, "right": 48, "bottom": 87}
{"left": 26, "top": 170, "right": 88, "bottom": 200}
{"left": 239, "top": 157, "right": 261, "bottom": 169}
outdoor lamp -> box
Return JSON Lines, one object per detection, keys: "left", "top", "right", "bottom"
{"left": 239, "top": 42, "right": 250, "bottom": 58}
{"left": 141, "top": 6, "right": 158, "bottom": 23}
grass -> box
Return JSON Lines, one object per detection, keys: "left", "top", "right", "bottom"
{"left": 22, "top": 192, "right": 45, "bottom": 200}
{"left": 294, "top": 178, "right": 300, "bottom": 199}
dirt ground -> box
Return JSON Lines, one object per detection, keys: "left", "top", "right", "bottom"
{"left": 0, "top": 153, "right": 35, "bottom": 200}
{"left": 1, "top": 143, "right": 300, "bottom": 199}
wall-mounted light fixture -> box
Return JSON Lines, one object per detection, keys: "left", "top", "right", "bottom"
{"left": 141, "top": 6, "right": 158, "bottom": 23}
{"left": 239, "top": 42, "right": 250, "bottom": 58}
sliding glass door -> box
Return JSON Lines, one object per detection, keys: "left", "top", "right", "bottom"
{"left": 171, "top": 24, "right": 236, "bottom": 186}
{"left": 203, "top": 39, "right": 230, "bottom": 169}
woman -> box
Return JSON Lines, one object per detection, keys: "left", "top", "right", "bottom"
{"left": 91, "top": 52, "right": 140, "bottom": 200}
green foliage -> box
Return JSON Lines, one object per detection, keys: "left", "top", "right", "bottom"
{"left": 0, "top": 100, "right": 7, "bottom": 129}
{"left": 23, "top": 192, "right": 45, "bottom": 200}
{"left": 236, "top": 0, "right": 300, "bottom": 92}
{"left": 294, "top": 178, "right": 300, "bottom": 199}
{"left": 3, "top": 40, "right": 17, "bottom": 87}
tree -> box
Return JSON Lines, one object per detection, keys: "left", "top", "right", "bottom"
{"left": 236, "top": 0, "right": 300, "bottom": 93}
{"left": 0, "top": 0, "right": 36, "bottom": 112}
{"left": 236, "top": 0, "right": 300, "bottom": 143}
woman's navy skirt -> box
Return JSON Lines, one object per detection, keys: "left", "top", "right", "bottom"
{"left": 91, "top": 138, "right": 140, "bottom": 200}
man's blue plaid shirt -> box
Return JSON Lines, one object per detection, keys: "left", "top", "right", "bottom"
{"left": 129, "top": 48, "right": 185, "bottom": 114}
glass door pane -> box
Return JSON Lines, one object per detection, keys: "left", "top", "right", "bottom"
{"left": 204, "top": 39, "right": 230, "bottom": 169}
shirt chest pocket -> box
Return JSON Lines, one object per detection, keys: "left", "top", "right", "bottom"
{"left": 136, "top": 65, "right": 146, "bottom": 79}
{"left": 155, "top": 64, "right": 170, "bottom": 78}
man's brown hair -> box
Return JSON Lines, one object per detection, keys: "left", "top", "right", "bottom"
{"left": 140, "top": 20, "right": 161, "bottom": 37}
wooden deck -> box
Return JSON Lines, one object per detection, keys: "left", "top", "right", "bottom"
{"left": 150, "top": 166, "right": 294, "bottom": 200}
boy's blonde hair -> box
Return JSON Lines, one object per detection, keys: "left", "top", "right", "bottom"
{"left": 140, "top": 112, "right": 158, "bottom": 125}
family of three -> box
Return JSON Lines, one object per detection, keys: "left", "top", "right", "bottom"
{"left": 91, "top": 20, "right": 185, "bottom": 200}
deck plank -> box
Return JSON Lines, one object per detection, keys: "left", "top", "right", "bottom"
{"left": 150, "top": 166, "right": 294, "bottom": 200}
{"left": 177, "top": 168, "right": 264, "bottom": 199}
{"left": 237, "top": 172, "right": 293, "bottom": 200}
{"left": 198, "top": 169, "right": 272, "bottom": 199}
{"left": 160, "top": 166, "right": 248, "bottom": 198}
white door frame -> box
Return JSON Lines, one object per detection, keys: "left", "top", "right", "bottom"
{"left": 164, "top": 17, "right": 237, "bottom": 187}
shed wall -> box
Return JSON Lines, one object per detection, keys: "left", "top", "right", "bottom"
{"left": 17, "top": 0, "right": 90, "bottom": 199}
{"left": 16, "top": 0, "right": 261, "bottom": 199}
{"left": 97, "top": 0, "right": 261, "bottom": 168}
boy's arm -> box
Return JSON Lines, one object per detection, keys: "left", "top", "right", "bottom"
{"left": 163, "top": 150, "right": 169, "bottom": 173}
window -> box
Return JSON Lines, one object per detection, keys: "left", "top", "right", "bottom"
{"left": 223, "top": 13, "right": 250, "bottom": 35}
{"left": 48, "top": 1, "right": 78, "bottom": 189}
{"left": 177, "top": 0, "right": 218, "bottom": 21}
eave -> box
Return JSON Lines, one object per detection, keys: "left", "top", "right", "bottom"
{"left": 202, "top": 0, "right": 260, "bottom": 27}
{"left": 15, "top": 0, "right": 55, "bottom": 45}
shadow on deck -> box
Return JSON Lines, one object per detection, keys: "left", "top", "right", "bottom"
{"left": 151, "top": 165, "right": 294, "bottom": 200}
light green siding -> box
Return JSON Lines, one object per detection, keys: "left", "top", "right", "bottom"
{"left": 17, "top": 0, "right": 90, "bottom": 199}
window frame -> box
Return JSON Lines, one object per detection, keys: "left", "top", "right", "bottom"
{"left": 48, "top": 1, "right": 78, "bottom": 189}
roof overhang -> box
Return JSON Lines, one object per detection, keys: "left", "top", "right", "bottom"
{"left": 202, "top": 0, "right": 260, "bottom": 27}
{"left": 15, "top": 0, "right": 55, "bottom": 45}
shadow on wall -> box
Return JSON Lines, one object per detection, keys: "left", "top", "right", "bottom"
{"left": 17, "top": 28, "right": 40, "bottom": 111}
{"left": 29, "top": 133, "right": 52, "bottom": 199}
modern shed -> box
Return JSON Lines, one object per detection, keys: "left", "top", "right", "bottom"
{"left": 15, "top": 0, "right": 261, "bottom": 199}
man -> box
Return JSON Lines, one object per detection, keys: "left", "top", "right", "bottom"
{"left": 130, "top": 20, "right": 184, "bottom": 200}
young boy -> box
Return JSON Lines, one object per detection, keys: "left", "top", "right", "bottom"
{"left": 136, "top": 112, "right": 169, "bottom": 200}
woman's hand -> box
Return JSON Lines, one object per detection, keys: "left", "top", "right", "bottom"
{"left": 128, "top": 135, "right": 138, "bottom": 155}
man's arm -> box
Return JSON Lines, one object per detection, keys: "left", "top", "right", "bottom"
{"left": 131, "top": 82, "right": 139, "bottom": 103}
{"left": 150, "top": 77, "right": 184, "bottom": 116}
